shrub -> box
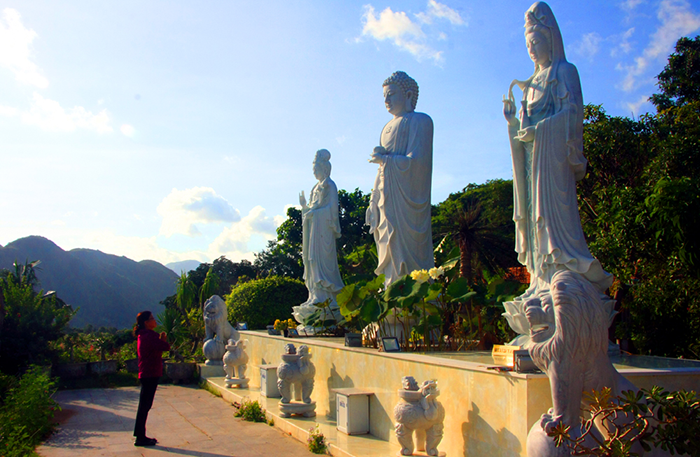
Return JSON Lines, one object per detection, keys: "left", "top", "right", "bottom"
{"left": 0, "top": 366, "right": 60, "bottom": 455}
{"left": 0, "top": 277, "right": 74, "bottom": 374}
{"left": 234, "top": 399, "right": 267, "bottom": 423}
{"left": 550, "top": 386, "right": 700, "bottom": 456}
{"left": 226, "top": 276, "right": 306, "bottom": 329}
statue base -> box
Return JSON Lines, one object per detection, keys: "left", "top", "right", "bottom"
{"left": 204, "top": 360, "right": 224, "bottom": 366}
{"left": 279, "top": 400, "right": 316, "bottom": 418}
{"left": 224, "top": 377, "right": 249, "bottom": 388}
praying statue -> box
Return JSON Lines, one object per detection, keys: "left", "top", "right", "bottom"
{"left": 366, "top": 71, "right": 435, "bottom": 286}
{"left": 501, "top": 1, "right": 613, "bottom": 341}
{"left": 292, "top": 149, "right": 344, "bottom": 327}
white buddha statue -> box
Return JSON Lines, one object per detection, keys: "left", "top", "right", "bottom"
{"left": 366, "top": 71, "right": 435, "bottom": 286}
{"left": 292, "top": 149, "right": 344, "bottom": 327}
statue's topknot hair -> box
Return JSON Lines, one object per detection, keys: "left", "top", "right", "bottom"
{"left": 383, "top": 71, "right": 419, "bottom": 110}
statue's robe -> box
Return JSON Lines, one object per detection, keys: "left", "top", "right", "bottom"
{"left": 367, "top": 111, "right": 435, "bottom": 285}
{"left": 296, "top": 177, "right": 344, "bottom": 317}
{"left": 508, "top": 62, "right": 612, "bottom": 296}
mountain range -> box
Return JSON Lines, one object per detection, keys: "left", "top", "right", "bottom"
{"left": 0, "top": 236, "right": 179, "bottom": 329}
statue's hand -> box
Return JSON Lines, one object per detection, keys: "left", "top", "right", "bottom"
{"left": 502, "top": 94, "right": 519, "bottom": 127}
{"left": 299, "top": 191, "right": 307, "bottom": 208}
{"left": 369, "top": 146, "right": 387, "bottom": 164}
{"left": 514, "top": 126, "right": 535, "bottom": 142}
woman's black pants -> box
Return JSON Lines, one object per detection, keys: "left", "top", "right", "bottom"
{"left": 133, "top": 377, "right": 159, "bottom": 438}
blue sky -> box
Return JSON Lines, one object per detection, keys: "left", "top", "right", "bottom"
{"left": 1, "top": 0, "right": 699, "bottom": 266}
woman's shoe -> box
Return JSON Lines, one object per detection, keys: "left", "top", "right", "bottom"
{"left": 134, "top": 437, "right": 157, "bottom": 447}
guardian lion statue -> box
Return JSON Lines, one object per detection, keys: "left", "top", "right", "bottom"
{"left": 277, "top": 344, "right": 315, "bottom": 404}
{"left": 202, "top": 295, "right": 239, "bottom": 366}
{"left": 525, "top": 270, "right": 638, "bottom": 457}
{"left": 394, "top": 377, "right": 445, "bottom": 456}
{"left": 223, "top": 338, "right": 249, "bottom": 387}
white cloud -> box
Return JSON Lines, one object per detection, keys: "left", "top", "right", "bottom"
{"left": 611, "top": 28, "right": 636, "bottom": 57}
{"left": 83, "top": 231, "right": 208, "bottom": 264}
{"left": 20, "top": 92, "right": 113, "bottom": 133}
{"left": 618, "top": 0, "right": 700, "bottom": 92}
{"left": 416, "top": 0, "right": 465, "bottom": 25}
{"left": 0, "top": 9, "right": 116, "bottom": 134}
{"left": 360, "top": 1, "right": 465, "bottom": 64}
{"left": 624, "top": 94, "right": 651, "bottom": 116}
{"left": 572, "top": 32, "right": 603, "bottom": 60}
{"left": 157, "top": 187, "right": 241, "bottom": 237}
{"left": 620, "top": 0, "right": 646, "bottom": 13}
{"left": 208, "top": 206, "right": 281, "bottom": 260}
{"left": 0, "top": 104, "right": 18, "bottom": 116}
{"left": 0, "top": 8, "right": 48, "bottom": 88}
{"left": 120, "top": 124, "right": 136, "bottom": 138}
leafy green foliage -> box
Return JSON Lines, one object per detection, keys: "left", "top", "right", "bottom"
{"left": 0, "top": 263, "right": 75, "bottom": 374}
{"left": 303, "top": 299, "right": 341, "bottom": 334}
{"left": 234, "top": 399, "right": 267, "bottom": 423}
{"left": 432, "top": 180, "right": 518, "bottom": 282}
{"left": 0, "top": 366, "right": 60, "bottom": 456}
{"left": 307, "top": 424, "right": 328, "bottom": 454}
{"left": 550, "top": 387, "right": 700, "bottom": 457}
{"left": 51, "top": 328, "right": 134, "bottom": 364}
{"left": 651, "top": 36, "right": 700, "bottom": 111}
{"left": 225, "top": 276, "right": 306, "bottom": 329}
{"left": 187, "top": 257, "right": 259, "bottom": 297}
{"left": 255, "top": 208, "right": 304, "bottom": 279}
{"left": 578, "top": 37, "right": 700, "bottom": 357}
{"left": 337, "top": 275, "right": 386, "bottom": 335}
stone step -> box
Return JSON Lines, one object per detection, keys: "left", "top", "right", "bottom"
{"left": 202, "top": 377, "right": 401, "bottom": 457}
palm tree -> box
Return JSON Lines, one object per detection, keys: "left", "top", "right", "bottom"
{"left": 433, "top": 190, "right": 518, "bottom": 340}
{"left": 435, "top": 197, "right": 515, "bottom": 283}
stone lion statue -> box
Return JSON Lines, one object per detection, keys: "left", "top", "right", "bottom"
{"left": 223, "top": 338, "right": 249, "bottom": 386}
{"left": 277, "top": 344, "right": 315, "bottom": 404}
{"left": 394, "top": 377, "right": 445, "bottom": 456}
{"left": 202, "top": 295, "right": 239, "bottom": 366}
{"left": 525, "top": 270, "right": 638, "bottom": 457}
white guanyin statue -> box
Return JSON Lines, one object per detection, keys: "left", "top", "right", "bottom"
{"left": 366, "top": 71, "right": 435, "bottom": 286}
{"left": 292, "top": 149, "right": 344, "bottom": 328}
{"left": 501, "top": 1, "right": 613, "bottom": 343}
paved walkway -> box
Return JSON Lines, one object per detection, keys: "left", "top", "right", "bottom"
{"left": 37, "top": 385, "right": 316, "bottom": 457}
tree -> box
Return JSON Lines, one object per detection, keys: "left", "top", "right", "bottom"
{"left": 188, "top": 257, "right": 259, "bottom": 297}
{"left": 0, "top": 261, "right": 75, "bottom": 373}
{"left": 432, "top": 180, "right": 517, "bottom": 282}
{"left": 254, "top": 208, "right": 304, "bottom": 279}
{"left": 650, "top": 36, "right": 700, "bottom": 111}
{"left": 577, "top": 37, "right": 700, "bottom": 358}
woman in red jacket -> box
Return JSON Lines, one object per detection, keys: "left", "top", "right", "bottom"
{"left": 132, "top": 310, "right": 170, "bottom": 447}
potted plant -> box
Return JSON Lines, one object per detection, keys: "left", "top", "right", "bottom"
{"left": 273, "top": 318, "right": 297, "bottom": 337}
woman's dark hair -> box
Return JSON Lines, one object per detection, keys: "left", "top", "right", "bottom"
{"left": 133, "top": 311, "right": 153, "bottom": 337}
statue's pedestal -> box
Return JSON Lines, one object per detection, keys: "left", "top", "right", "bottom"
{"left": 279, "top": 400, "right": 316, "bottom": 418}
{"left": 198, "top": 363, "right": 224, "bottom": 378}
{"left": 224, "top": 376, "right": 249, "bottom": 388}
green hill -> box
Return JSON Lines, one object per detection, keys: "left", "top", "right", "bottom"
{"left": 0, "top": 236, "right": 178, "bottom": 329}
